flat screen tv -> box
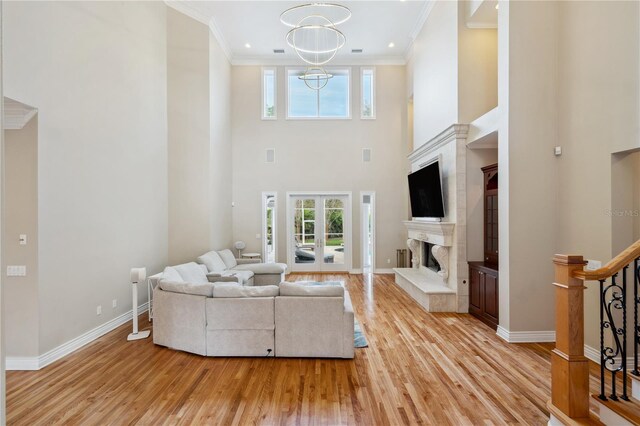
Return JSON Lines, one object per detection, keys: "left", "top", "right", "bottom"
{"left": 408, "top": 160, "right": 445, "bottom": 219}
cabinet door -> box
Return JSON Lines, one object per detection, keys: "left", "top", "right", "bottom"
{"left": 483, "top": 273, "right": 499, "bottom": 324}
{"left": 469, "top": 267, "right": 483, "bottom": 316}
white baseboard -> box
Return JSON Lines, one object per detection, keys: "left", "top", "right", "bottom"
{"left": 583, "top": 344, "right": 635, "bottom": 367}
{"left": 7, "top": 302, "right": 149, "bottom": 371}
{"left": 496, "top": 326, "right": 556, "bottom": 343}
{"left": 349, "top": 269, "right": 363, "bottom": 274}
{"left": 374, "top": 268, "right": 395, "bottom": 274}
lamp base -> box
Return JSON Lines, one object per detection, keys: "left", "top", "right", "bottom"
{"left": 127, "top": 330, "right": 151, "bottom": 341}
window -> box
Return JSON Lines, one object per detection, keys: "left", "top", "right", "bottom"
{"left": 287, "top": 68, "right": 351, "bottom": 119}
{"left": 361, "top": 67, "right": 375, "bottom": 119}
{"left": 262, "top": 68, "right": 276, "bottom": 119}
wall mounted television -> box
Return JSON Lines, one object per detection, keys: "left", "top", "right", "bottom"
{"left": 408, "top": 158, "right": 445, "bottom": 219}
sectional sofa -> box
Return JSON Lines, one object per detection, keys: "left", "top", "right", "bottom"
{"left": 197, "top": 249, "right": 287, "bottom": 286}
{"left": 150, "top": 261, "right": 355, "bottom": 358}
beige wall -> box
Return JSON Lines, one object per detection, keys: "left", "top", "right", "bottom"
{"left": 4, "top": 1, "right": 169, "bottom": 354}
{"left": 458, "top": 3, "right": 498, "bottom": 124}
{"left": 498, "top": 0, "right": 560, "bottom": 333}
{"left": 3, "top": 118, "right": 39, "bottom": 357}
{"left": 556, "top": 0, "right": 639, "bottom": 347}
{"left": 167, "top": 8, "right": 212, "bottom": 264}
{"left": 230, "top": 66, "right": 408, "bottom": 270}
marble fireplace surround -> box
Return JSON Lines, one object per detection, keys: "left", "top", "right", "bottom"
{"left": 405, "top": 220, "right": 454, "bottom": 284}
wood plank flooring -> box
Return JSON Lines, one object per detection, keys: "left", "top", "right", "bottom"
{"left": 6, "top": 273, "right": 563, "bottom": 424}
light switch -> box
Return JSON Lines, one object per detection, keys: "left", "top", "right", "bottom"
{"left": 255, "top": 234, "right": 261, "bottom": 239}
{"left": 19, "top": 234, "right": 27, "bottom": 245}
{"left": 554, "top": 146, "right": 562, "bottom": 156}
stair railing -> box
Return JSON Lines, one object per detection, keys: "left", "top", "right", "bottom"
{"left": 550, "top": 240, "right": 640, "bottom": 421}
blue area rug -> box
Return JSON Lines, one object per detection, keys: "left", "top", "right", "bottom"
{"left": 354, "top": 319, "right": 368, "bottom": 348}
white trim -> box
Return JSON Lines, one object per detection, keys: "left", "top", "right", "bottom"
{"left": 233, "top": 56, "right": 406, "bottom": 67}
{"left": 360, "top": 191, "right": 376, "bottom": 272}
{"left": 261, "top": 191, "right": 278, "bottom": 263}
{"left": 164, "top": 1, "right": 232, "bottom": 61}
{"left": 261, "top": 67, "right": 277, "bottom": 120}
{"left": 584, "top": 344, "right": 635, "bottom": 366}
{"left": 6, "top": 302, "right": 148, "bottom": 371}
{"left": 374, "top": 268, "right": 395, "bottom": 274}
{"left": 360, "top": 67, "right": 376, "bottom": 120}
{"left": 408, "top": 124, "right": 469, "bottom": 162}
{"left": 350, "top": 269, "right": 363, "bottom": 274}
{"left": 286, "top": 192, "right": 353, "bottom": 273}
{"left": 404, "top": 0, "right": 436, "bottom": 61}
{"left": 496, "top": 326, "right": 556, "bottom": 343}
{"left": 285, "top": 67, "right": 352, "bottom": 120}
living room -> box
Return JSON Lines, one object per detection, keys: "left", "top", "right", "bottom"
{"left": 1, "top": 0, "right": 640, "bottom": 424}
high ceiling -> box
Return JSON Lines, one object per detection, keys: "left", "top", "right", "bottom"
{"left": 167, "top": 1, "right": 430, "bottom": 65}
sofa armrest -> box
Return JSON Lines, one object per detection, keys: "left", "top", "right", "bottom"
{"left": 236, "top": 258, "right": 260, "bottom": 265}
{"left": 207, "top": 272, "right": 239, "bottom": 283}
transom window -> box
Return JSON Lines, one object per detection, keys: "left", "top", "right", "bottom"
{"left": 287, "top": 68, "right": 351, "bottom": 119}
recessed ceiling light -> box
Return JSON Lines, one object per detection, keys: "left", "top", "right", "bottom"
{"left": 388, "top": 42, "right": 395, "bottom": 48}
{"left": 245, "top": 43, "right": 251, "bottom": 48}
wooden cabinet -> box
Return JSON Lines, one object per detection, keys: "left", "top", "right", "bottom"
{"left": 469, "top": 163, "right": 499, "bottom": 330}
{"left": 469, "top": 263, "right": 499, "bottom": 330}
{"left": 482, "top": 163, "right": 499, "bottom": 266}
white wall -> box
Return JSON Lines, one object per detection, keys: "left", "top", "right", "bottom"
{"left": 3, "top": 118, "right": 38, "bottom": 357}
{"left": 412, "top": 1, "right": 458, "bottom": 148}
{"left": 209, "top": 29, "right": 233, "bottom": 251}
{"left": 4, "top": 1, "right": 169, "bottom": 354}
{"left": 230, "top": 66, "right": 408, "bottom": 270}
{"left": 167, "top": 8, "right": 212, "bottom": 264}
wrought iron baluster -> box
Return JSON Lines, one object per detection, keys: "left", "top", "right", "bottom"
{"left": 635, "top": 257, "right": 640, "bottom": 376}
{"left": 600, "top": 273, "right": 626, "bottom": 401}
{"left": 600, "top": 278, "right": 606, "bottom": 400}
{"left": 622, "top": 266, "right": 629, "bottom": 400}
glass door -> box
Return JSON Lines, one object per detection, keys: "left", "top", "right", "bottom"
{"left": 289, "top": 194, "right": 350, "bottom": 272}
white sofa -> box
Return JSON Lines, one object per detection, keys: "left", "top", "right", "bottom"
{"left": 151, "top": 265, "right": 354, "bottom": 359}
{"left": 197, "top": 249, "right": 287, "bottom": 286}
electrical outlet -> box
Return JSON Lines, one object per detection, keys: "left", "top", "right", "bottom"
{"left": 554, "top": 146, "right": 562, "bottom": 156}
{"left": 112, "top": 299, "right": 117, "bottom": 309}
{"left": 387, "top": 258, "right": 391, "bottom": 264}
{"left": 586, "top": 259, "right": 602, "bottom": 271}
{"left": 19, "top": 234, "right": 27, "bottom": 245}
{"left": 97, "top": 305, "right": 102, "bottom": 315}
{"left": 256, "top": 234, "right": 261, "bottom": 239}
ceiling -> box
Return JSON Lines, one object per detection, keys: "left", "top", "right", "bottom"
{"left": 166, "top": 1, "right": 431, "bottom": 65}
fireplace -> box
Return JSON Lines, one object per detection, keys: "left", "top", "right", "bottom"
{"left": 422, "top": 242, "right": 441, "bottom": 273}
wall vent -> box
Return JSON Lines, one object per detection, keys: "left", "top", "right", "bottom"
{"left": 363, "top": 148, "right": 371, "bottom": 162}
{"left": 273, "top": 49, "right": 285, "bottom": 54}
{"left": 266, "top": 148, "right": 275, "bottom": 163}
{"left": 351, "top": 49, "right": 363, "bottom": 54}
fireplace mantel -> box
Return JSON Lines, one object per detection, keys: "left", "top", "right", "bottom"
{"left": 403, "top": 220, "right": 455, "bottom": 247}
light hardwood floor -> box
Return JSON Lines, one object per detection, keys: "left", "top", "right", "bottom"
{"left": 7, "top": 273, "right": 558, "bottom": 425}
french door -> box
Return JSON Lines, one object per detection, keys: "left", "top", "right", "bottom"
{"left": 287, "top": 193, "right": 351, "bottom": 272}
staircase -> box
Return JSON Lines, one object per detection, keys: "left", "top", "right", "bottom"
{"left": 550, "top": 241, "right": 640, "bottom": 425}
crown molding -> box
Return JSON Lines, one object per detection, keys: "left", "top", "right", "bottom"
{"left": 231, "top": 56, "right": 407, "bottom": 67}
{"left": 4, "top": 97, "right": 37, "bottom": 130}
{"left": 404, "top": 0, "right": 436, "bottom": 62}
{"left": 164, "top": 0, "right": 232, "bottom": 62}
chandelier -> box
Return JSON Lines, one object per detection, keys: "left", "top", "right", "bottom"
{"left": 281, "top": 3, "right": 351, "bottom": 90}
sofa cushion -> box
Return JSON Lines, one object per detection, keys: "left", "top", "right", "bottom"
{"left": 213, "top": 284, "right": 279, "bottom": 298}
{"left": 159, "top": 279, "right": 214, "bottom": 297}
{"left": 227, "top": 269, "right": 254, "bottom": 285}
{"left": 218, "top": 249, "right": 238, "bottom": 269}
{"left": 233, "top": 262, "right": 287, "bottom": 274}
{"left": 163, "top": 266, "right": 184, "bottom": 283}
{"left": 197, "top": 251, "right": 228, "bottom": 273}
{"left": 279, "top": 281, "right": 345, "bottom": 297}
{"left": 173, "top": 262, "right": 209, "bottom": 284}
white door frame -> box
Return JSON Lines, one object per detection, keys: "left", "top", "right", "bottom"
{"left": 261, "top": 191, "right": 277, "bottom": 263}
{"left": 360, "top": 191, "right": 376, "bottom": 273}
{"left": 286, "top": 191, "right": 352, "bottom": 272}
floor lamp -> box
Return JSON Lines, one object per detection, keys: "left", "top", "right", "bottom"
{"left": 128, "top": 267, "right": 150, "bottom": 341}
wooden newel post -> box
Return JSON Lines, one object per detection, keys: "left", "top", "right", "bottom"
{"left": 551, "top": 254, "right": 589, "bottom": 419}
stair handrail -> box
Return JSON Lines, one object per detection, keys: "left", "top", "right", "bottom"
{"left": 573, "top": 239, "right": 640, "bottom": 281}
